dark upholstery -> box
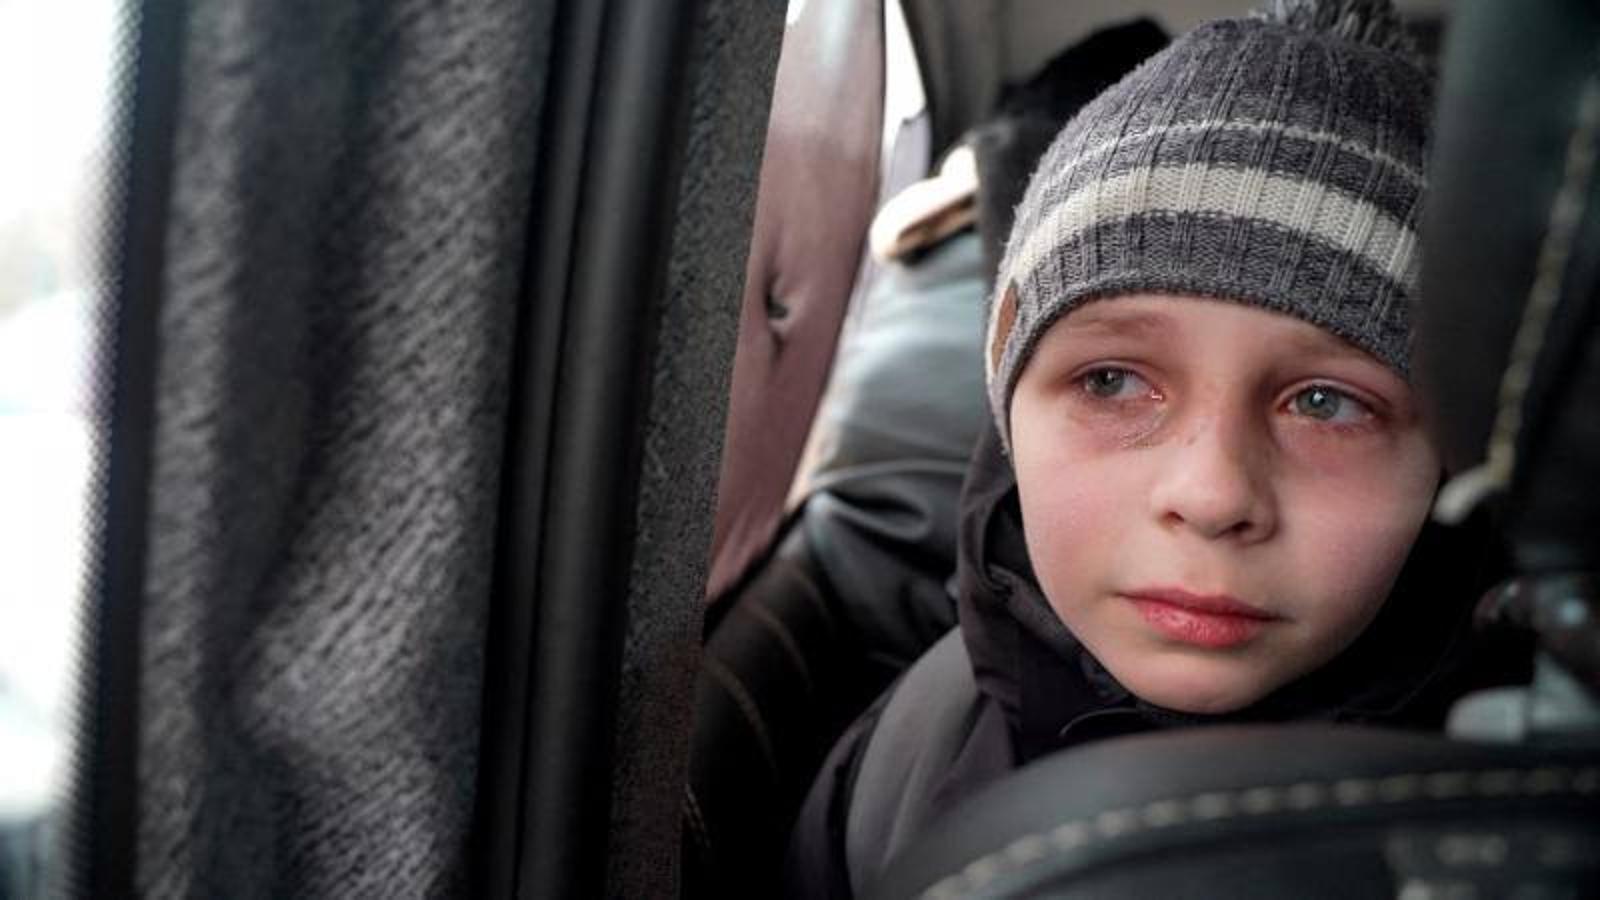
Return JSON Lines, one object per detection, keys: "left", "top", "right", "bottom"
{"left": 871, "top": 727, "right": 1600, "bottom": 899}
{"left": 686, "top": 232, "right": 987, "bottom": 899}
{"left": 686, "top": 529, "right": 901, "bottom": 899}
{"left": 1420, "top": 0, "right": 1600, "bottom": 579}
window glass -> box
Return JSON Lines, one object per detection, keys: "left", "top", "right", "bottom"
{"left": 0, "top": 0, "right": 122, "bottom": 894}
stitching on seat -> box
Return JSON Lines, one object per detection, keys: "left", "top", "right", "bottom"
{"left": 740, "top": 599, "right": 817, "bottom": 699}
{"left": 702, "top": 654, "right": 782, "bottom": 781}
{"left": 684, "top": 785, "right": 713, "bottom": 858}
{"left": 920, "top": 765, "right": 1600, "bottom": 899}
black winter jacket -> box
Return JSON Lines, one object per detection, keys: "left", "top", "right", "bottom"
{"left": 782, "top": 423, "right": 1521, "bottom": 900}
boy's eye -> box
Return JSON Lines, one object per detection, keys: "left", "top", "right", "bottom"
{"left": 1289, "top": 385, "right": 1369, "bottom": 423}
{"left": 1081, "top": 367, "right": 1151, "bottom": 400}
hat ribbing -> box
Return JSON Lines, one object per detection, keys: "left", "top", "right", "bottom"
{"left": 986, "top": 0, "right": 1430, "bottom": 450}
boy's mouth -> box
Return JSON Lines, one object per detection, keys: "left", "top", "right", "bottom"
{"left": 1120, "top": 587, "right": 1280, "bottom": 649}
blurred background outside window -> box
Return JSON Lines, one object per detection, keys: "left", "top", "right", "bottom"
{"left": 1, "top": 0, "right": 121, "bottom": 893}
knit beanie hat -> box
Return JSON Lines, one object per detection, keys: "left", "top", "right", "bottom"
{"left": 985, "top": 0, "right": 1431, "bottom": 450}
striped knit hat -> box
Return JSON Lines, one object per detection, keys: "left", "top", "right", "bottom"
{"left": 986, "top": 0, "right": 1429, "bottom": 449}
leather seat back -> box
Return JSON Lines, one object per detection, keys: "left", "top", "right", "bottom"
{"left": 706, "top": 0, "right": 885, "bottom": 602}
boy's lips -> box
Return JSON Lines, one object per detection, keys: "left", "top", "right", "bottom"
{"left": 1120, "top": 587, "right": 1280, "bottom": 649}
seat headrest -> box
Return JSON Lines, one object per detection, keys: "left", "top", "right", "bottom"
{"left": 1421, "top": 0, "right": 1600, "bottom": 573}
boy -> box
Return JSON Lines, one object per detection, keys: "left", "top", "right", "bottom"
{"left": 783, "top": 1, "right": 1488, "bottom": 897}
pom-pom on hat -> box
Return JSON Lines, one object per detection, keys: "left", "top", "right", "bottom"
{"left": 985, "top": 0, "right": 1431, "bottom": 450}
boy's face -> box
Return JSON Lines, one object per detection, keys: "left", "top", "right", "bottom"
{"left": 1009, "top": 294, "right": 1439, "bottom": 714}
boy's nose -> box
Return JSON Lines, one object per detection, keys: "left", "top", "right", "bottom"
{"left": 1149, "top": 411, "right": 1277, "bottom": 543}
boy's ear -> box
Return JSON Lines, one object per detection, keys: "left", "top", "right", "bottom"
{"left": 988, "top": 281, "right": 1019, "bottom": 381}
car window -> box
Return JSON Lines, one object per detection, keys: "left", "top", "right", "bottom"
{"left": 0, "top": 0, "right": 123, "bottom": 894}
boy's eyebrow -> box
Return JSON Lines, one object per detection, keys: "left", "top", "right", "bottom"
{"left": 1064, "top": 305, "right": 1381, "bottom": 366}
{"left": 1276, "top": 327, "right": 1382, "bottom": 365}
{"left": 1057, "top": 308, "right": 1175, "bottom": 337}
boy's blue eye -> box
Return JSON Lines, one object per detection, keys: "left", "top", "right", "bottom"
{"left": 1081, "top": 367, "right": 1146, "bottom": 399}
{"left": 1291, "top": 385, "right": 1366, "bottom": 422}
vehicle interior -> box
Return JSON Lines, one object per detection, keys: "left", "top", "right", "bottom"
{"left": 1, "top": 0, "right": 1595, "bottom": 897}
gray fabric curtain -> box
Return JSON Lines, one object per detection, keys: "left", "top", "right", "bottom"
{"left": 117, "top": 0, "right": 779, "bottom": 892}
{"left": 135, "top": 1, "right": 552, "bottom": 895}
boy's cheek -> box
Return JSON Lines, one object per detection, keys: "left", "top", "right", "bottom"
{"left": 1282, "top": 421, "right": 1440, "bottom": 496}
{"left": 1014, "top": 455, "right": 1130, "bottom": 558}
{"left": 1289, "top": 485, "right": 1428, "bottom": 633}
{"left": 1290, "top": 441, "right": 1437, "bottom": 590}
{"left": 1015, "top": 453, "right": 1142, "bottom": 636}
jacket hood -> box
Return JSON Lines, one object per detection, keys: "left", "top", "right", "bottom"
{"left": 954, "top": 424, "right": 1508, "bottom": 762}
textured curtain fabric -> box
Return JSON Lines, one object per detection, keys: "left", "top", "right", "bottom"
{"left": 126, "top": 0, "right": 780, "bottom": 892}
{"left": 135, "top": 1, "right": 552, "bottom": 895}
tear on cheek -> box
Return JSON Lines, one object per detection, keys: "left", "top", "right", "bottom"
{"left": 1070, "top": 406, "right": 1165, "bottom": 451}
{"left": 1112, "top": 416, "right": 1165, "bottom": 450}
